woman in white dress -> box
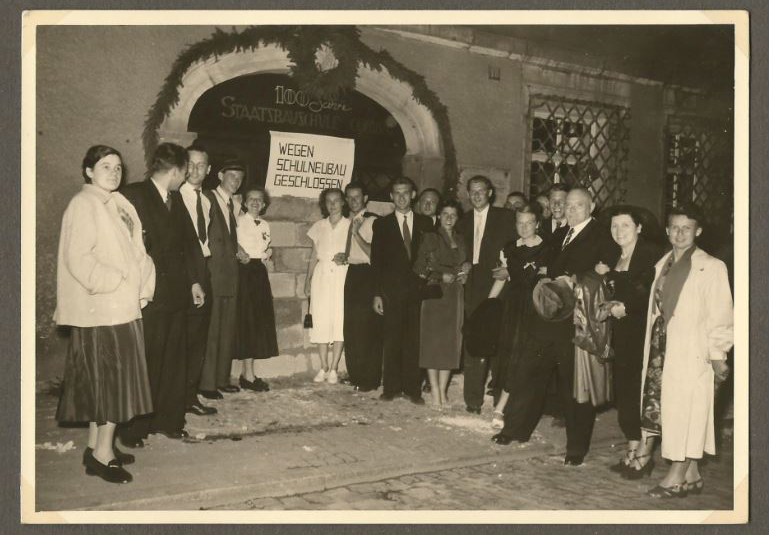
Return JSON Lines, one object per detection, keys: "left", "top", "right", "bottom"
{"left": 628, "top": 203, "right": 733, "bottom": 498}
{"left": 304, "top": 188, "right": 350, "bottom": 384}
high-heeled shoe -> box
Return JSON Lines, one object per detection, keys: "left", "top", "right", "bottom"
{"left": 622, "top": 453, "right": 655, "bottom": 479}
{"left": 647, "top": 481, "right": 687, "bottom": 498}
{"left": 685, "top": 478, "right": 704, "bottom": 495}
{"left": 84, "top": 450, "right": 133, "bottom": 484}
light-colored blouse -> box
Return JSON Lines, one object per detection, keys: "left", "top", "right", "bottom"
{"left": 236, "top": 213, "right": 271, "bottom": 259}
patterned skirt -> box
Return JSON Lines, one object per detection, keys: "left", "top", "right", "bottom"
{"left": 55, "top": 320, "right": 153, "bottom": 424}
{"left": 640, "top": 314, "right": 666, "bottom": 434}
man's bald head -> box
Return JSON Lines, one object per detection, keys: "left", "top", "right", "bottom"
{"left": 565, "top": 187, "right": 594, "bottom": 227}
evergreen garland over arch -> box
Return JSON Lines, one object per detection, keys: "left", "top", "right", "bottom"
{"left": 143, "top": 26, "right": 458, "bottom": 199}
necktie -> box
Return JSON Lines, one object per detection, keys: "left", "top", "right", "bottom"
{"left": 401, "top": 214, "right": 412, "bottom": 259}
{"left": 195, "top": 189, "right": 206, "bottom": 243}
{"left": 562, "top": 227, "right": 575, "bottom": 250}
{"left": 164, "top": 193, "right": 172, "bottom": 212}
{"left": 227, "top": 197, "right": 237, "bottom": 245}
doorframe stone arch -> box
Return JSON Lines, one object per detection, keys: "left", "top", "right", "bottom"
{"left": 157, "top": 44, "right": 446, "bottom": 191}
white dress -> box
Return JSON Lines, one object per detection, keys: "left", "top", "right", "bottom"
{"left": 307, "top": 217, "right": 350, "bottom": 343}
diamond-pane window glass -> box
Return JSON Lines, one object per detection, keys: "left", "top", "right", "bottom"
{"left": 527, "top": 95, "right": 631, "bottom": 209}
{"left": 664, "top": 116, "right": 733, "bottom": 231}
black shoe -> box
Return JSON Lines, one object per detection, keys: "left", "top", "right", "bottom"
{"left": 622, "top": 454, "right": 655, "bottom": 480}
{"left": 84, "top": 451, "right": 132, "bottom": 484}
{"left": 154, "top": 429, "right": 190, "bottom": 440}
{"left": 199, "top": 389, "right": 223, "bottom": 400}
{"left": 379, "top": 393, "right": 396, "bottom": 401}
{"left": 219, "top": 385, "right": 240, "bottom": 393}
{"left": 253, "top": 377, "right": 270, "bottom": 391}
{"left": 120, "top": 436, "right": 145, "bottom": 449}
{"left": 239, "top": 376, "right": 263, "bottom": 392}
{"left": 491, "top": 432, "right": 514, "bottom": 445}
{"left": 408, "top": 395, "right": 425, "bottom": 405}
{"left": 83, "top": 446, "right": 135, "bottom": 466}
{"left": 465, "top": 406, "right": 482, "bottom": 415}
{"left": 564, "top": 455, "right": 584, "bottom": 466}
{"left": 186, "top": 402, "right": 217, "bottom": 416}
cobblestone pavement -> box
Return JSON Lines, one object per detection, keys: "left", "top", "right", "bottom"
{"left": 211, "top": 435, "right": 734, "bottom": 511}
{"left": 35, "top": 374, "right": 734, "bottom": 511}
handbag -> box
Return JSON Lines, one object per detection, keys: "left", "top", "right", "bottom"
{"left": 303, "top": 297, "right": 313, "bottom": 329}
{"left": 419, "top": 281, "right": 443, "bottom": 300}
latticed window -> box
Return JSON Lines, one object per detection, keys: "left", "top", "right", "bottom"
{"left": 664, "top": 116, "right": 733, "bottom": 230}
{"left": 527, "top": 95, "right": 631, "bottom": 208}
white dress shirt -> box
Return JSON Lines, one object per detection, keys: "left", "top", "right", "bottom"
{"left": 212, "top": 185, "right": 237, "bottom": 232}
{"left": 396, "top": 210, "right": 414, "bottom": 241}
{"left": 347, "top": 209, "right": 375, "bottom": 265}
{"left": 179, "top": 181, "right": 211, "bottom": 257}
{"left": 472, "top": 204, "right": 490, "bottom": 265}
{"left": 564, "top": 216, "right": 593, "bottom": 247}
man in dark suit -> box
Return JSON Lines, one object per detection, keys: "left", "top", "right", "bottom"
{"left": 178, "top": 144, "right": 217, "bottom": 416}
{"left": 119, "top": 142, "right": 205, "bottom": 446}
{"left": 198, "top": 160, "right": 246, "bottom": 399}
{"left": 371, "top": 177, "right": 434, "bottom": 404}
{"left": 460, "top": 175, "right": 517, "bottom": 414}
{"left": 492, "top": 187, "right": 614, "bottom": 466}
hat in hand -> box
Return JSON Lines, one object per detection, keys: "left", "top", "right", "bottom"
{"left": 532, "top": 277, "right": 575, "bottom": 322}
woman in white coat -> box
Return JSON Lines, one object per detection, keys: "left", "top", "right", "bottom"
{"left": 625, "top": 204, "right": 733, "bottom": 498}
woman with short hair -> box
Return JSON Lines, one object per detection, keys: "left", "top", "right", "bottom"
{"left": 304, "top": 188, "right": 350, "bottom": 384}
{"left": 55, "top": 145, "right": 156, "bottom": 484}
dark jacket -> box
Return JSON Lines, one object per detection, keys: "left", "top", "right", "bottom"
{"left": 371, "top": 211, "right": 434, "bottom": 301}
{"left": 605, "top": 239, "right": 663, "bottom": 363}
{"left": 460, "top": 205, "right": 517, "bottom": 312}
{"left": 548, "top": 218, "right": 615, "bottom": 279}
{"left": 120, "top": 179, "right": 195, "bottom": 312}
{"left": 204, "top": 189, "right": 239, "bottom": 298}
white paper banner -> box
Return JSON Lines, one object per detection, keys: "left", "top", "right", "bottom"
{"left": 265, "top": 130, "right": 354, "bottom": 199}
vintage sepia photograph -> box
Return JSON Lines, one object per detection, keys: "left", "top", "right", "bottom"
{"left": 21, "top": 9, "right": 750, "bottom": 523}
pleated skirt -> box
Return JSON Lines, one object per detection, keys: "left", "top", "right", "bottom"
{"left": 55, "top": 319, "right": 153, "bottom": 424}
{"left": 236, "top": 259, "right": 279, "bottom": 360}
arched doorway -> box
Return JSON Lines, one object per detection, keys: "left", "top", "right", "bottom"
{"left": 156, "top": 44, "right": 446, "bottom": 195}
{"left": 187, "top": 73, "right": 407, "bottom": 200}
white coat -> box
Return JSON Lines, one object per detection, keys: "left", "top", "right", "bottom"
{"left": 641, "top": 247, "right": 733, "bottom": 461}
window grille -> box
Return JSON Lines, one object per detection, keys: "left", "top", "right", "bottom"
{"left": 527, "top": 94, "right": 631, "bottom": 208}
{"left": 664, "top": 116, "right": 733, "bottom": 230}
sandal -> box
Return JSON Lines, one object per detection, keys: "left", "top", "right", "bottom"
{"left": 609, "top": 447, "right": 637, "bottom": 473}
{"left": 685, "top": 478, "right": 704, "bottom": 495}
{"left": 622, "top": 453, "right": 655, "bottom": 480}
{"left": 491, "top": 410, "right": 504, "bottom": 430}
{"left": 647, "top": 481, "right": 687, "bottom": 499}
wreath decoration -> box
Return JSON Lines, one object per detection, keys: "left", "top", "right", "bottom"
{"left": 143, "top": 26, "right": 459, "bottom": 199}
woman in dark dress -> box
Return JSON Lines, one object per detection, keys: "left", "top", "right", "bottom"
{"left": 594, "top": 206, "right": 662, "bottom": 475}
{"left": 489, "top": 202, "right": 552, "bottom": 429}
{"left": 413, "top": 200, "right": 470, "bottom": 409}
{"left": 235, "top": 188, "right": 279, "bottom": 391}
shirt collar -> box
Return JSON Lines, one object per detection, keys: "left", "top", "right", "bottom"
{"left": 517, "top": 235, "right": 543, "bottom": 247}
{"left": 150, "top": 177, "right": 168, "bottom": 201}
{"left": 569, "top": 216, "right": 593, "bottom": 235}
{"left": 216, "top": 185, "right": 232, "bottom": 201}
{"left": 474, "top": 204, "right": 490, "bottom": 218}
{"left": 396, "top": 210, "right": 412, "bottom": 221}
{"left": 82, "top": 183, "right": 113, "bottom": 204}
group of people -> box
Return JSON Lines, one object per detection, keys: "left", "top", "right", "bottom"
{"left": 54, "top": 142, "right": 734, "bottom": 501}
{"left": 55, "top": 143, "right": 278, "bottom": 484}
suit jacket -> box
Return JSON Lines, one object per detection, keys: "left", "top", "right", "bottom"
{"left": 204, "top": 189, "right": 239, "bottom": 297}
{"left": 371, "top": 211, "right": 434, "bottom": 301}
{"left": 121, "top": 180, "right": 195, "bottom": 312}
{"left": 538, "top": 217, "right": 567, "bottom": 241}
{"left": 547, "top": 218, "right": 615, "bottom": 279}
{"left": 460, "top": 205, "right": 517, "bottom": 312}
